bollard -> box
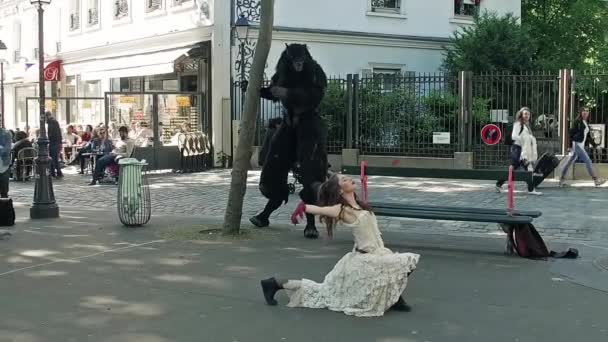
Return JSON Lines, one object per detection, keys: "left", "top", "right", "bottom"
{"left": 360, "top": 160, "right": 368, "bottom": 203}
{"left": 507, "top": 165, "right": 514, "bottom": 215}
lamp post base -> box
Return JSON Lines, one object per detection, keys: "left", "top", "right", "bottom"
{"left": 30, "top": 203, "right": 59, "bottom": 219}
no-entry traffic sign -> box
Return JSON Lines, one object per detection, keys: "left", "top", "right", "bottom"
{"left": 481, "top": 124, "right": 502, "bottom": 145}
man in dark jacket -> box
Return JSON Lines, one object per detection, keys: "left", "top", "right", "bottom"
{"left": 46, "top": 112, "right": 63, "bottom": 178}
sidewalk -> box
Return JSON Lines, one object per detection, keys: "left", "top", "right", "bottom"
{"left": 1, "top": 207, "right": 608, "bottom": 342}
{"left": 7, "top": 168, "right": 608, "bottom": 243}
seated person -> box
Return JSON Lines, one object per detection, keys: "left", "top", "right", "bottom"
{"left": 89, "top": 126, "right": 132, "bottom": 185}
{"left": 11, "top": 131, "right": 34, "bottom": 180}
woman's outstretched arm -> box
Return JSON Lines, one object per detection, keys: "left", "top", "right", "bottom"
{"left": 305, "top": 204, "right": 342, "bottom": 218}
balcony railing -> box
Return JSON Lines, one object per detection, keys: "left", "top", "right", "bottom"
{"left": 371, "top": 0, "right": 400, "bottom": 12}
{"left": 172, "top": 0, "right": 192, "bottom": 6}
{"left": 146, "top": 0, "right": 163, "bottom": 12}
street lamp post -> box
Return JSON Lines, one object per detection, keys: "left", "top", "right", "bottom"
{"left": 0, "top": 40, "right": 7, "bottom": 128}
{"left": 235, "top": 14, "right": 250, "bottom": 105}
{"left": 30, "top": 0, "right": 59, "bottom": 219}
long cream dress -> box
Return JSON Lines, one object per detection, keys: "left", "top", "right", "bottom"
{"left": 284, "top": 209, "right": 420, "bottom": 317}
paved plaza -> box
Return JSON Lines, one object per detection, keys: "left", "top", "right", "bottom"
{"left": 2, "top": 168, "right": 608, "bottom": 342}
{"left": 7, "top": 167, "right": 608, "bottom": 243}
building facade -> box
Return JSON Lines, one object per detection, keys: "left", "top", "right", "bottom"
{"left": 0, "top": 0, "right": 223, "bottom": 154}
{"left": 232, "top": 0, "right": 521, "bottom": 82}
{"left": 0, "top": 0, "right": 521, "bottom": 164}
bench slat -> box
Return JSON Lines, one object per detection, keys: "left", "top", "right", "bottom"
{"left": 370, "top": 202, "right": 542, "bottom": 218}
{"left": 373, "top": 207, "right": 532, "bottom": 224}
{"left": 342, "top": 166, "right": 533, "bottom": 181}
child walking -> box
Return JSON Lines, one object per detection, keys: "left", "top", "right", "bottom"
{"left": 559, "top": 107, "right": 606, "bottom": 187}
{"left": 260, "top": 174, "right": 420, "bottom": 317}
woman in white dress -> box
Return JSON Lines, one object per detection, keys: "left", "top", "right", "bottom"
{"left": 260, "top": 174, "right": 420, "bottom": 317}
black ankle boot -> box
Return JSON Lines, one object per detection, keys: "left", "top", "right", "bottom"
{"left": 390, "top": 297, "right": 411, "bottom": 312}
{"left": 250, "top": 215, "right": 270, "bottom": 228}
{"left": 261, "top": 277, "right": 282, "bottom": 305}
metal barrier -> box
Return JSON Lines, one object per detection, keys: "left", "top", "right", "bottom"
{"left": 231, "top": 70, "right": 608, "bottom": 167}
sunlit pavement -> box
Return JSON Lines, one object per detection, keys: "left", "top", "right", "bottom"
{"left": 1, "top": 203, "right": 608, "bottom": 342}
{"left": 7, "top": 167, "right": 608, "bottom": 243}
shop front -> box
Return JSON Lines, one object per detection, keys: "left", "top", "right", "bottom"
{"left": 105, "top": 91, "right": 211, "bottom": 171}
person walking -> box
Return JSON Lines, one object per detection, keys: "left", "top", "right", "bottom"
{"left": 0, "top": 126, "right": 12, "bottom": 198}
{"left": 559, "top": 107, "right": 606, "bottom": 187}
{"left": 496, "top": 107, "right": 541, "bottom": 195}
{"left": 46, "top": 112, "right": 63, "bottom": 178}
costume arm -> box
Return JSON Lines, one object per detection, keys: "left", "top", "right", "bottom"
{"left": 260, "top": 73, "right": 280, "bottom": 101}
{"left": 286, "top": 64, "right": 327, "bottom": 107}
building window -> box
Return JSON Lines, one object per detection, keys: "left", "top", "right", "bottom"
{"left": 69, "top": 0, "right": 80, "bottom": 31}
{"left": 370, "top": 0, "right": 400, "bottom": 13}
{"left": 33, "top": 48, "right": 39, "bottom": 60}
{"left": 146, "top": 0, "right": 164, "bottom": 12}
{"left": 87, "top": 0, "right": 100, "bottom": 27}
{"left": 372, "top": 68, "right": 402, "bottom": 92}
{"left": 13, "top": 50, "right": 21, "bottom": 63}
{"left": 454, "top": 0, "right": 480, "bottom": 17}
{"left": 114, "top": 0, "right": 130, "bottom": 20}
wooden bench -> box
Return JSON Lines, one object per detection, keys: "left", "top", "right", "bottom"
{"left": 371, "top": 201, "right": 541, "bottom": 218}
{"left": 341, "top": 166, "right": 533, "bottom": 182}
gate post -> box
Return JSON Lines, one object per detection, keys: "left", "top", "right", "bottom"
{"left": 346, "top": 74, "right": 353, "bottom": 149}
{"left": 458, "top": 71, "right": 472, "bottom": 152}
{"left": 353, "top": 74, "right": 360, "bottom": 149}
{"left": 558, "top": 69, "right": 572, "bottom": 156}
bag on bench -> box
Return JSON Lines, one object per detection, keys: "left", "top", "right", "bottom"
{"left": 0, "top": 198, "right": 15, "bottom": 227}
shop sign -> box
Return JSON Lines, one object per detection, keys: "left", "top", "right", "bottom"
{"left": 176, "top": 96, "right": 191, "bottom": 107}
{"left": 120, "top": 96, "right": 136, "bottom": 104}
{"left": 45, "top": 100, "right": 57, "bottom": 111}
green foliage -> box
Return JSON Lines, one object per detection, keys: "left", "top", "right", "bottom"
{"left": 522, "top": 0, "right": 608, "bottom": 70}
{"left": 319, "top": 81, "right": 347, "bottom": 146}
{"left": 444, "top": 2, "right": 608, "bottom": 73}
{"left": 443, "top": 11, "right": 538, "bottom": 74}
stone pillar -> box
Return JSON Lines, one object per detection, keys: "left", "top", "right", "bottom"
{"left": 342, "top": 149, "right": 359, "bottom": 167}
{"left": 211, "top": 0, "right": 232, "bottom": 166}
{"left": 453, "top": 152, "right": 473, "bottom": 169}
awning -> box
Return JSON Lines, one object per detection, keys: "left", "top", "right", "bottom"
{"left": 63, "top": 48, "right": 191, "bottom": 81}
{"left": 23, "top": 60, "right": 62, "bottom": 83}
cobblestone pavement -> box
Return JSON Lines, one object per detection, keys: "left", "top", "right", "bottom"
{"left": 8, "top": 167, "right": 608, "bottom": 242}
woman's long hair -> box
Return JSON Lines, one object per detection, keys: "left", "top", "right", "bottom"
{"left": 515, "top": 107, "right": 533, "bottom": 133}
{"left": 576, "top": 106, "right": 590, "bottom": 121}
{"left": 317, "top": 173, "right": 372, "bottom": 238}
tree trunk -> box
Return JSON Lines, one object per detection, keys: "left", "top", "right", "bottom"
{"left": 223, "top": 0, "right": 274, "bottom": 234}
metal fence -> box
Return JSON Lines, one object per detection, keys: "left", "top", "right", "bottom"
{"left": 469, "top": 71, "right": 561, "bottom": 168}
{"left": 232, "top": 70, "right": 608, "bottom": 167}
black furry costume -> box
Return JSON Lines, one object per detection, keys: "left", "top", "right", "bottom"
{"left": 249, "top": 44, "right": 329, "bottom": 239}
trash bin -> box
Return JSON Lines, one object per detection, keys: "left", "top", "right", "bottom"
{"left": 117, "top": 158, "right": 151, "bottom": 226}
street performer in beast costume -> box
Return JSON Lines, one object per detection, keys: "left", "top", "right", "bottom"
{"left": 246, "top": 43, "right": 329, "bottom": 239}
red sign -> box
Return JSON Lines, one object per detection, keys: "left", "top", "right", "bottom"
{"left": 43, "top": 60, "right": 61, "bottom": 81}
{"left": 481, "top": 124, "right": 502, "bottom": 145}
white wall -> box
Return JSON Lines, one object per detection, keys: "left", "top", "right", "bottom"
{"left": 58, "top": 0, "right": 211, "bottom": 54}
{"left": 273, "top": 0, "right": 521, "bottom": 38}
{"left": 261, "top": 40, "right": 446, "bottom": 77}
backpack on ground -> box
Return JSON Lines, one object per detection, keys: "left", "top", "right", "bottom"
{"left": 501, "top": 223, "right": 578, "bottom": 259}
{"left": 0, "top": 198, "right": 15, "bottom": 227}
